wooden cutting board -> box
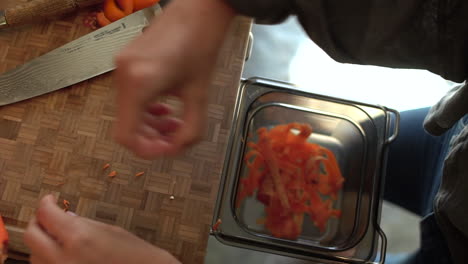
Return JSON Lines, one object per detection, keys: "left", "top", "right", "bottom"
{"left": 0, "top": 3, "right": 251, "bottom": 263}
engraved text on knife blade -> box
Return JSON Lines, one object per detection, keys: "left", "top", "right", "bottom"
{"left": 0, "top": 8, "right": 156, "bottom": 106}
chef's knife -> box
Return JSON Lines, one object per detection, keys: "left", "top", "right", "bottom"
{"left": 0, "top": 4, "right": 162, "bottom": 107}
{"left": 0, "top": 0, "right": 102, "bottom": 29}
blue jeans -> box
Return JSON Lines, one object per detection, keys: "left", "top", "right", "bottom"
{"left": 384, "top": 107, "right": 467, "bottom": 264}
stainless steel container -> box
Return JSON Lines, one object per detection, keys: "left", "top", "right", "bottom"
{"left": 211, "top": 78, "right": 399, "bottom": 263}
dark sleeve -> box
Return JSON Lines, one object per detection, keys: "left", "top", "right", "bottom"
{"left": 224, "top": 0, "right": 293, "bottom": 24}
{"left": 225, "top": 0, "right": 468, "bottom": 83}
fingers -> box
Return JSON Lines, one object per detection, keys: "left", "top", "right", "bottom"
{"left": 24, "top": 217, "right": 61, "bottom": 262}
{"left": 170, "top": 87, "right": 206, "bottom": 154}
{"left": 147, "top": 103, "right": 172, "bottom": 116}
{"left": 142, "top": 113, "right": 181, "bottom": 136}
{"left": 114, "top": 54, "right": 164, "bottom": 150}
{"left": 35, "top": 195, "right": 74, "bottom": 242}
{"left": 132, "top": 91, "right": 205, "bottom": 158}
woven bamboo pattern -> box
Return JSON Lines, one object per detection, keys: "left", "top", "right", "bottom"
{"left": 0, "top": 5, "right": 251, "bottom": 263}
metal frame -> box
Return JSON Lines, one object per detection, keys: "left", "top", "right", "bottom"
{"left": 211, "top": 77, "right": 399, "bottom": 264}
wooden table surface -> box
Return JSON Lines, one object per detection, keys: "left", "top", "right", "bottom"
{"left": 0, "top": 4, "right": 251, "bottom": 263}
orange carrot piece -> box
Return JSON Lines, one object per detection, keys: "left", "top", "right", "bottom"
{"left": 102, "top": 163, "right": 111, "bottom": 170}
{"left": 212, "top": 219, "right": 222, "bottom": 231}
{"left": 108, "top": 171, "right": 117, "bottom": 177}
{"left": 0, "top": 215, "right": 8, "bottom": 257}
{"left": 62, "top": 200, "right": 71, "bottom": 212}
{"left": 116, "top": 0, "right": 134, "bottom": 15}
{"left": 103, "top": 0, "right": 127, "bottom": 22}
{"left": 259, "top": 134, "right": 290, "bottom": 209}
{"left": 96, "top": 12, "right": 111, "bottom": 27}
{"left": 135, "top": 172, "right": 145, "bottom": 177}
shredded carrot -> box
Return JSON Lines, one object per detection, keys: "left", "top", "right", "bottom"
{"left": 236, "top": 123, "right": 344, "bottom": 239}
{"left": 102, "top": 163, "right": 111, "bottom": 170}
{"left": 135, "top": 172, "right": 145, "bottom": 177}
{"left": 116, "top": 0, "right": 134, "bottom": 15}
{"left": 212, "top": 219, "right": 222, "bottom": 232}
{"left": 0, "top": 215, "right": 8, "bottom": 261}
{"left": 108, "top": 171, "right": 117, "bottom": 177}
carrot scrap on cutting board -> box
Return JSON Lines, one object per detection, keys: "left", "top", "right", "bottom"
{"left": 236, "top": 123, "right": 344, "bottom": 240}
{"left": 0, "top": 216, "right": 8, "bottom": 262}
{"left": 62, "top": 200, "right": 71, "bottom": 212}
{"left": 135, "top": 172, "right": 145, "bottom": 177}
{"left": 108, "top": 171, "right": 117, "bottom": 177}
{"left": 102, "top": 163, "right": 111, "bottom": 170}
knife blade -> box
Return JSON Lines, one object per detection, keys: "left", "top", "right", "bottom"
{"left": 0, "top": 4, "right": 162, "bottom": 107}
{"left": 0, "top": 0, "right": 102, "bottom": 29}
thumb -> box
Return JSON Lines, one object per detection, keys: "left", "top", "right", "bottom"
{"left": 36, "top": 195, "right": 74, "bottom": 241}
{"left": 171, "top": 87, "right": 207, "bottom": 153}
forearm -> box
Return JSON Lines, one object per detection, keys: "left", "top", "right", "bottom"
{"left": 151, "top": 0, "right": 236, "bottom": 59}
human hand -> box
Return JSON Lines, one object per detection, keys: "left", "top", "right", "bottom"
{"left": 24, "top": 195, "right": 180, "bottom": 264}
{"left": 113, "top": 0, "right": 235, "bottom": 159}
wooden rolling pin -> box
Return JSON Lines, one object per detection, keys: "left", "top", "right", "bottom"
{"left": 0, "top": 0, "right": 102, "bottom": 28}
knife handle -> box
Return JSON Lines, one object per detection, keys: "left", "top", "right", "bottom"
{"left": 4, "top": 0, "right": 102, "bottom": 27}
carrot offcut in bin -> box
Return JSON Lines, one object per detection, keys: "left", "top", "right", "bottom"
{"left": 236, "top": 123, "right": 344, "bottom": 240}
